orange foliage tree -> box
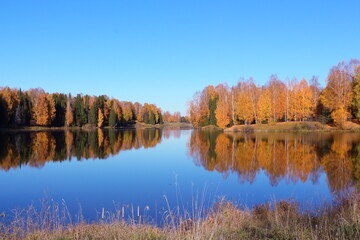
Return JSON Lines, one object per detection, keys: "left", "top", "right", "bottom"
{"left": 215, "top": 83, "right": 231, "bottom": 128}
{"left": 321, "top": 61, "right": 354, "bottom": 126}
{"left": 233, "top": 81, "right": 254, "bottom": 125}
{"left": 257, "top": 88, "right": 272, "bottom": 123}
{"left": 296, "top": 78, "right": 313, "bottom": 121}
{"left": 268, "top": 75, "right": 286, "bottom": 122}
{"left": 65, "top": 100, "right": 73, "bottom": 127}
{"left": 32, "top": 91, "right": 56, "bottom": 126}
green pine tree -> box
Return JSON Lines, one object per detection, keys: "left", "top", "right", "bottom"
{"left": 109, "top": 109, "right": 116, "bottom": 127}
{"left": 352, "top": 66, "right": 360, "bottom": 119}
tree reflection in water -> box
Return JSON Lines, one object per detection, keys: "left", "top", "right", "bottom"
{"left": 2, "top": 129, "right": 360, "bottom": 194}
{"left": 0, "top": 129, "right": 163, "bottom": 171}
{"left": 188, "top": 130, "right": 360, "bottom": 193}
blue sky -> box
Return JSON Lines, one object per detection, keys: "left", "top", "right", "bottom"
{"left": 0, "top": 0, "right": 359, "bottom": 115}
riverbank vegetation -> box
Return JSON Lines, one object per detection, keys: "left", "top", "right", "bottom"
{"left": 188, "top": 59, "right": 360, "bottom": 129}
{"left": 0, "top": 88, "right": 167, "bottom": 128}
{"left": 1, "top": 193, "right": 360, "bottom": 239}
{"left": 225, "top": 121, "right": 360, "bottom": 132}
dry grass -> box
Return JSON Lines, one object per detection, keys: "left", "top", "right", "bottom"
{"left": 200, "top": 125, "right": 222, "bottom": 131}
{"left": 340, "top": 121, "right": 360, "bottom": 131}
{"left": 224, "top": 121, "right": 334, "bottom": 132}
{"left": 1, "top": 193, "right": 360, "bottom": 239}
{"left": 162, "top": 122, "right": 193, "bottom": 129}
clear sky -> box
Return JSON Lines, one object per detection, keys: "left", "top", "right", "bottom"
{"left": 0, "top": 0, "right": 359, "bottom": 115}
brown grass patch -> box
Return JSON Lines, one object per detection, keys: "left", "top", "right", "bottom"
{"left": 2, "top": 194, "right": 360, "bottom": 239}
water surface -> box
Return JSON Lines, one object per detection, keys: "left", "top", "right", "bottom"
{"left": 0, "top": 129, "right": 359, "bottom": 222}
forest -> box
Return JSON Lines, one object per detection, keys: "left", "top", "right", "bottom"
{"left": 2, "top": 59, "right": 360, "bottom": 130}
{"left": 0, "top": 88, "right": 184, "bottom": 128}
{"left": 188, "top": 59, "right": 360, "bottom": 128}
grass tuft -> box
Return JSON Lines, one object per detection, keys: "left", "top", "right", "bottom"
{"left": 2, "top": 193, "right": 360, "bottom": 239}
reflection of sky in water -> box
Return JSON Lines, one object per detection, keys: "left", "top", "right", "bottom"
{"left": 0, "top": 130, "right": 340, "bottom": 222}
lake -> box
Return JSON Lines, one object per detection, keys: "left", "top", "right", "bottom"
{"left": 0, "top": 129, "right": 359, "bottom": 224}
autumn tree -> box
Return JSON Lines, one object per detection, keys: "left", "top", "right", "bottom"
{"left": 0, "top": 87, "right": 19, "bottom": 124}
{"left": 321, "top": 61, "right": 354, "bottom": 126}
{"left": 296, "top": 79, "right": 313, "bottom": 121}
{"left": 285, "top": 77, "right": 300, "bottom": 122}
{"left": 173, "top": 112, "right": 181, "bottom": 122}
{"left": 97, "top": 108, "right": 104, "bottom": 127}
{"left": 257, "top": 88, "right": 272, "bottom": 123}
{"left": 162, "top": 111, "right": 171, "bottom": 122}
{"left": 352, "top": 66, "right": 360, "bottom": 119}
{"left": 133, "top": 102, "right": 143, "bottom": 122}
{"left": 234, "top": 81, "right": 253, "bottom": 124}
{"left": 102, "top": 99, "right": 111, "bottom": 126}
{"left": 0, "top": 87, "right": 164, "bottom": 128}
{"left": 162, "top": 111, "right": 181, "bottom": 122}
{"left": 111, "top": 99, "right": 123, "bottom": 126}
{"left": 65, "top": 99, "right": 74, "bottom": 127}
{"left": 247, "top": 78, "right": 260, "bottom": 124}
{"left": 188, "top": 91, "right": 210, "bottom": 127}
{"left": 32, "top": 91, "right": 56, "bottom": 126}
{"left": 310, "top": 76, "right": 321, "bottom": 119}
{"left": 214, "top": 84, "right": 231, "bottom": 128}
{"left": 121, "top": 101, "right": 134, "bottom": 123}
{"left": 142, "top": 103, "right": 162, "bottom": 124}
{"left": 268, "top": 75, "right": 286, "bottom": 122}
{"left": 207, "top": 85, "right": 218, "bottom": 125}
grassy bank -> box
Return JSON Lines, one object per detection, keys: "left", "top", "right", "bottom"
{"left": 2, "top": 194, "right": 360, "bottom": 239}
{"left": 134, "top": 122, "right": 193, "bottom": 129}
{"left": 224, "top": 121, "right": 360, "bottom": 132}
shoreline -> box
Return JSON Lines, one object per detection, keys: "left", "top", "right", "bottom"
{"left": 224, "top": 121, "right": 360, "bottom": 132}
{"left": 2, "top": 193, "right": 359, "bottom": 239}
{"left": 2, "top": 121, "right": 360, "bottom": 133}
{"left": 0, "top": 122, "right": 194, "bottom": 132}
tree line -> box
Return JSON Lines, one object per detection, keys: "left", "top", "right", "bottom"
{"left": 188, "top": 59, "right": 360, "bottom": 128}
{"left": 0, "top": 88, "right": 168, "bottom": 127}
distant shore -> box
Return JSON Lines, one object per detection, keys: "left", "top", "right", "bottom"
{"left": 3, "top": 121, "right": 360, "bottom": 133}
{"left": 0, "top": 122, "right": 194, "bottom": 132}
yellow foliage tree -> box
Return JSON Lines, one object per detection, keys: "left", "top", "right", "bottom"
{"left": 97, "top": 108, "right": 104, "bottom": 127}
{"left": 33, "top": 91, "right": 56, "bottom": 126}
{"left": 233, "top": 81, "right": 253, "bottom": 124}
{"left": 113, "top": 99, "right": 123, "bottom": 121}
{"left": 268, "top": 75, "right": 286, "bottom": 121}
{"left": 65, "top": 100, "right": 73, "bottom": 127}
{"left": 296, "top": 78, "right": 313, "bottom": 121}
{"left": 188, "top": 91, "right": 209, "bottom": 127}
{"left": 121, "top": 101, "right": 133, "bottom": 122}
{"left": 321, "top": 62, "right": 353, "bottom": 126}
{"left": 257, "top": 89, "right": 272, "bottom": 123}
{"left": 215, "top": 84, "right": 231, "bottom": 128}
